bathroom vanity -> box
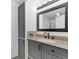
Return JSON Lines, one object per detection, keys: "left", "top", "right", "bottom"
{"left": 28, "top": 2, "right": 68, "bottom": 59}
{"left": 28, "top": 32, "right": 68, "bottom": 59}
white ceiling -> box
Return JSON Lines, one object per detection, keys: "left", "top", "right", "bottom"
{"left": 12, "top": 0, "right": 27, "bottom": 6}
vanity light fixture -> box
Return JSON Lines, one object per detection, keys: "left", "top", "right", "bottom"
{"left": 37, "top": 0, "right": 59, "bottom": 10}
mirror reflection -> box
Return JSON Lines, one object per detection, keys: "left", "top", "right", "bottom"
{"left": 39, "top": 7, "right": 65, "bottom": 29}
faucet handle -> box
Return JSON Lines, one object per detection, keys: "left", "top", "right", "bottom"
{"left": 43, "top": 32, "right": 48, "bottom": 38}
{"left": 51, "top": 36, "right": 54, "bottom": 39}
{"left": 47, "top": 33, "right": 50, "bottom": 39}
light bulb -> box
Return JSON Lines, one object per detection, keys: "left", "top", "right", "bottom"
{"left": 56, "top": 13, "right": 60, "bottom": 16}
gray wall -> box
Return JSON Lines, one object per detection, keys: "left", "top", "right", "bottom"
{"left": 11, "top": 1, "right": 18, "bottom": 58}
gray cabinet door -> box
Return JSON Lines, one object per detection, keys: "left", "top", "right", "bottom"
{"left": 43, "top": 49, "right": 63, "bottom": 59}
{"left": 42, "top": 44, "right": 68, "bottom": 59}
{"left": 28, "top": 40, "right": 41, "bottom": 59}
{"left": 28, "top": 40, "right": 68, "bottom": 59}
{"left": 43, "top": 52, "right": 63, "bottom": 59}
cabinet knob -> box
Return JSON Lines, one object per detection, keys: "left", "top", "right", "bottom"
{"left": 38, "top": 45, "right": 41, "bottom": 51}
{"left": 51, "top": 49, "right": 55, "bottom": 52}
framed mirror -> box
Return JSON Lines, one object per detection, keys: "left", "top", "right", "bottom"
{"left": 37, "top": 2, "right": 68, "bottom": 32}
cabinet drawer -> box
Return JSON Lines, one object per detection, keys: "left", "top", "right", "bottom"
{"left": 42, "top": 44, "right": 68, "bottom": 57}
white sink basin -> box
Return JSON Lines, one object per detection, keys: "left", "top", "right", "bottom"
{"left": 37, "top": 39, "right": 55, "bottom": 43}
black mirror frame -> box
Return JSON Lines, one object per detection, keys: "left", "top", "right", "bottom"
{"left": 37, "top": 2, "right": 68, "bottom": 32}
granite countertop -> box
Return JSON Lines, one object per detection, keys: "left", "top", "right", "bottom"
{"left": 28, "top": 35, "right": 68, "bottom": 50}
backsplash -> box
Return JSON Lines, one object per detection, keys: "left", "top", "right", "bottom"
{"left": 36, "top": 31, "right": 68, "bottom": 37}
